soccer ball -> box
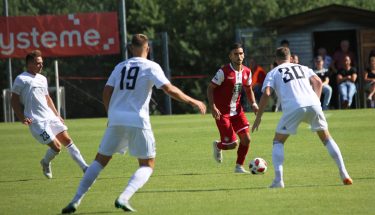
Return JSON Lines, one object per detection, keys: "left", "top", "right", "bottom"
{"left": 249, "top": 157, "right": 268, "bottom": 174}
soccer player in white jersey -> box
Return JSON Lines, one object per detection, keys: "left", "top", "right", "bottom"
{"left": 252, "top": 47, "right": 352, "bottom": 188}
{"left": 61, "top": 34, "right": 206, "bottom": 214}
{"left": 11, "top": 50, "right": 88, "bottom": 179}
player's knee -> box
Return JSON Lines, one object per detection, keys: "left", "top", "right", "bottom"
{"left": 50, "top": 142, "right": 62, "bottom": 153}
{"left": 241, "top": 138, "right": 250, "bottom": 145}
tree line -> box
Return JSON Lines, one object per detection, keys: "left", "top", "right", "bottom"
{"left": 1, "top": 0, "right": 374, "bottom": 119}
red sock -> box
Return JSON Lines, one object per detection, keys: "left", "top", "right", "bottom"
{"left": 236, "top": 143, "right": 249, "bottom": 165}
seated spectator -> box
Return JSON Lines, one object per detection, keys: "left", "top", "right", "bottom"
{"left": 291, "top": 54, "right": 299, "bottom": 64}
{"left": 249, "top": 58, "right": 266, "bottom": 103}
{"left": 313, "top": 56, "right": 332, "bottom": 110}
{"left": 364, "top": 56, "right": 375, "bottom": 108}
{"left": 336, "top": 55, "right": 357, "bottom": 109}
{"left": 317, "top": 47, "right": 333, "bottom": 69}
{"left": 333, "top": 39, "right": 356, "bottom": 71}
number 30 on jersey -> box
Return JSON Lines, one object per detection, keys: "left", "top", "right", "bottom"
{"left": 278, "top": 65, "right": 305, "bottom": 83}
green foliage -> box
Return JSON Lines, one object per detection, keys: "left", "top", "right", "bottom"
{"left": 1, "top": 0, "right": 375, "bottom": 117}
{"left": 0, "top": 109, "right": 374, "bottom": 214}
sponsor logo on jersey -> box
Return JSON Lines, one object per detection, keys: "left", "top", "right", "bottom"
{"left": 243, "top": 73, "right": 248, "bottom": 80}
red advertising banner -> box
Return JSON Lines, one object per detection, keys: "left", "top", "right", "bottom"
{"left": 0, "top": 12, "right": 120, "bottom": 58}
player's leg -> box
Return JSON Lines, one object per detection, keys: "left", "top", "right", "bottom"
{"left": 62, "top": 126, "right": 124, "bottom": 214}
{"left": 270, "top": 133, "right": 289, "bottom": 188}
{"left": 56, "top": 130, "right": 88, "bottom": 171}
{"left": 233, "top": 112, "right": 251, "bottom": 173}
{"left": 215, "top": 115, "right": 237, "bottom": 150}
{"left": 29, "top": 121, "right": 61, "bottom": 179}
{"left": 270, "top": 108, "right": 302, "bottom": 188}
{"left": 235, "top": 132, "right": 250, "bottom": 173}
{"left": 116, "top": 127, "right": 156, "bottom": 212}
{"left": 316, "top": 130, "right": 352, "bottom": 185}
{"left": 40, "top": 140, "right": 61, "bottom": 179}
{"left": 62, "top": 153, "right": 112, "bottom": 214}
{"left": 212, "top": 116, "right": 237, "bottom": 163}
{"left": 309, "top": 105, "right": 352, "bottom": 185}
{"left": 116, "top": 158, "right": 154, "bottom": 212}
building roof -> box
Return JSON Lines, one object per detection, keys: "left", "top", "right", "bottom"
{"left": 263, "top": 4, "right": 375, "bottom": 32}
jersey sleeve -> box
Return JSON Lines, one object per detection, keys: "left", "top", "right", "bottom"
{"left": 246, "top": 70, "right": 252, "bottom": 86}
{"left": 151, "top": 64, "right": 170, "bottom": 89}
{"left": 211, "top": 69, "right": 224, "bottom": 85}
{"left": 11, "top": 76, "right": 24, "bottom": 95}
{"left": 305, "top": 67, "right": 317, "bottom": 79}
{"left": 261, "top": 71, "right": 275, "bottom": 93}
{"left": 106, "top": 65, "right": 120, "bottom": 87}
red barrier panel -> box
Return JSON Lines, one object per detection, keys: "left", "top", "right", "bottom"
{"left": 0, "top": 12, "right": 120, "bottom": 58}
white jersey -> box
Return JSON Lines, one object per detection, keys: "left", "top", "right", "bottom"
{"left": 262, "top": 62, "right": 321, "bottom": 112}
{"left": 106, "top": 57, "right": 170, "bottom": 129}
{"left": 12, "top": 72, "right": 57, "bottom": 122}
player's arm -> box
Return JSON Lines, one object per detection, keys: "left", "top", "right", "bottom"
{"left": 161, "top": 83, "right": 206, "bottom": 114}
{"left": 252, "top": 86, "right": 272, "bottom": 132}
{"left": 11, "top": 93, "right": 32, "bottom": 125}
{"left": 46, "top": 95, "right": 59, "bottom": 116}
{"left": 102, "top": 85, "right": 114, "bottom": 113}
{"left": 207, "top": 83, "right": 221, "bottom": 119}
{"left": 46, "top": 95, "right": 65, "bottom": 123}
{"left": 244, "top": 85, "right": 259, "bottom": 114}
{"left": 310, "top": 75, "right": 323, "bottom": 98}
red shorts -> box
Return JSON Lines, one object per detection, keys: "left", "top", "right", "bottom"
{"left": 215, "top": 112, "right": 249, "bottom": 144}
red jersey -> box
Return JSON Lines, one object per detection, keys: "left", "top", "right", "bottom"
{"left": 211, "top": 63, "right": 252, "bottom": 116}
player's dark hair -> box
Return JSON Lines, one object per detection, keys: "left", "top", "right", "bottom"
{"left": 275, "top": 47, "right": 291, "bottom": 61}
{"left": 229, "top": 43, "right": 243, "bottom": 52}
{"left": 131, "top": 34, "right": 148, "bottom": 48}
{"left": 25, "top": 50, "right": 42, "bottom": 65}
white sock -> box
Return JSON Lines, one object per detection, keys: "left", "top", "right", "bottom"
{"left": 66, "top": 142, "right": 89, "bottom": 170}
{"left": 272, "top": 141, "right": 284, "bottom": 182}
{"left": 71, "top": 160, "right": 103, "bottom": 205}
{"left": 119, "top": 166, "right": 153, "bottom": 202}
{"left": 324, "top": 138, "right": 350, "bottom": 179}
{"left": 43, "top": 148, "right": 59, "bottom": 164}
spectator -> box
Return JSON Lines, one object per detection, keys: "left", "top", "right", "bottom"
{"left": 249, "top": 58, "right": 266, "bottom": 103}
{"left": 333, "top": 40, "right": 356, "bottom": 71}
{"left": 313, "top": 56, "right": 332, "bottom": 110}
{"left": 364, "top": 56, "right": 375, "bottom": 108}
{"left": 317, "top": 47, "right": 333, "bottom": 70}
{"left": 280, "top": 39, "right": 290, "bottom": 48}
{"left": 337, "top": 55, "right": 357, "bottom": 109}
{"left": 291, "top": 54, "right": 299, "bottom": 64}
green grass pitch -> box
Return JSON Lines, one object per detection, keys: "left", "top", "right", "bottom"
{"left": 0, "top": 109, "right": 374, "bottom": 214}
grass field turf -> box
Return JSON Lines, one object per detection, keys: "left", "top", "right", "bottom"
{"left": 0, "top": 109, "right": 374, "bottom": 215}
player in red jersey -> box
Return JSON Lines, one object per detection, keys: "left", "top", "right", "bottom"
{"left": 207, "top": 43, "right": 259, "bottom": 173}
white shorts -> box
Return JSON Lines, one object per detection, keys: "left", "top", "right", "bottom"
{"left": 29, "top": 119, "right": 67, "bottom": 144}
{"left": 98, "top": 126, "right": 156, "bottom": 159}
{"left": 276, "top": 105, "right": 328, "bottom": 135}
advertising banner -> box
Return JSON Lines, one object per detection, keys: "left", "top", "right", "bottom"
{"left": 0, "top": 12, "right": 120, "bottom": 58}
